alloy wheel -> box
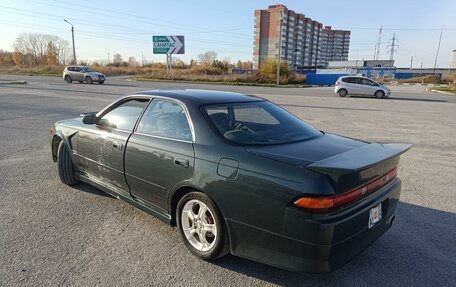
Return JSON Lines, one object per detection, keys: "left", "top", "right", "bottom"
{"left": 181, "top": 199, "right": 218, "bottom": 252}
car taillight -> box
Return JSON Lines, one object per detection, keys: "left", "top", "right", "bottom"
{"left": 49, "top": 128, "right": 54, "bottom": 135}
{"left": 294, "top": 167, "right": 397, "bottom": 212}
{"left": 335, "top": 81, "right": 340, "bottom": 86}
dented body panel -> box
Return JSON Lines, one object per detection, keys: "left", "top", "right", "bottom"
{"left": 50, "top": 89, "right": 411, "bottom": 274}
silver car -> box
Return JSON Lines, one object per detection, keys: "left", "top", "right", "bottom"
{"left": 63, "top": 66, "right": 106, "bottom": 84}
{"left": 335, "top": 76, "right": 390, "bottom": 98}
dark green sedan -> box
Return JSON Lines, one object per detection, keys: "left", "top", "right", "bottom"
{"left": 49, "top": 90, "right": 411, "bottom": 274}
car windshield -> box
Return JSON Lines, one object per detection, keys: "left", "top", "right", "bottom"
{"left": 204, "top": 101, "right": 322, "bottom": 145}
{"left": 81, "top": 67, "right": 95, "bottom": 72}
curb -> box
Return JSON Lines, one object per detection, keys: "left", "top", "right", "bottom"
{"left": 0, "top": 80, "right": 27, "bottom": 85}
{"left": 426, "top": 88, "right": 456, "bottom": 95}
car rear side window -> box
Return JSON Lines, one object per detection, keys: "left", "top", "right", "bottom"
{"left": 205, "top": 101, "right": 321, "bottom": 145}
{"left": 341, "top": 77, "right": 349, "bottom": 83}
{"left": 98, "top": 99, "right": 149, "bottom": 131}
{"left": 348, "top": 77, "right": 360, "bottom": 84}
{"left": 136, "top": 99, "right": 192, "bottom": 141}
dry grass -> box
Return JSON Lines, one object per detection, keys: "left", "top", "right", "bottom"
{"left": 0, "top": 64, "right": 307, "bottom": 85}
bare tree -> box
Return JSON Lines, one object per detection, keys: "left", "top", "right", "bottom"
{"left": 13, "top": 32, "right": 70, "bottom": 65}
{"left": 0, "top": 50, "right": 15, "bottom": 66}
{"left": 197, "top": 51, "right": 217, "bottom": 65}
{"left": 113, "top": 53, "right": 123, "bottom": 66}
{"left": 128, "top": 56, "right": 138, "bottom": 67}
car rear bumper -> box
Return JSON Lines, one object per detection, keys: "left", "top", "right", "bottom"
{"left": 226, "top": 178, "right": 401, "bottom": 274}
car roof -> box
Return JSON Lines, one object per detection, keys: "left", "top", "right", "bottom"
{"left": 340, "top": 75, "right": 376, "bottom": 80}
{"left": 130, "top": 89, "right": 264, "bottom": 105}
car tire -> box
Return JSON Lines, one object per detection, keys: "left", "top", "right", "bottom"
{"left": 99, "top": 81, "right": 104, "bottom": 84}
{"left": 375, "top": 90, "right": 385, "bottom": 98}
{"left": 57, "top": 141, "right": 78, "bottom": 186}
{"left": 85, "top": 76, "right": 93, "bottom": 84}
{"left": 177, "top": 192, "right": 229, "bottom": 260}
{"left": 65, "top": 75, "right": 72, "bottom": 83}
{"left": 338, "top": 89, "right": 348, "bottom": 97}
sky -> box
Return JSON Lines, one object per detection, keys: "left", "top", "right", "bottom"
{"left": 0, "top": 0, "right": 455, "bottom": 68}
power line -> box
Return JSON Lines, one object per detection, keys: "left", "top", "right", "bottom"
{"left": 45, "top": 0, "right": 253, "bottom": 38}
{"left": 0, "top": 11, "right": 252, "bottom": 49}
{"left": 0, "top": 21, "right": 252, "bottom": 56}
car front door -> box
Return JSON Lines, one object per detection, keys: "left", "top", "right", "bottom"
{"left": 125, "top": 98, "right": 195, "bottom": 211}
{"left": 360, "top": 78, "right": 377, "bottom": 95}
{"left": 75, "top": 97, "right": 150, "bottom": 193}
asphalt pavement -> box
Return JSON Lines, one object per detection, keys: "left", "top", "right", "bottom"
{"left": 0, "top": 75, "right": 455, "bottom": 286}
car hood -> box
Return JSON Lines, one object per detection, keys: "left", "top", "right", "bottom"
{"left": 88, "top": 72, "right": 105, "bottom": 77}
{"left": 245, "top": 133, "right": 366, "bottom": 167}
{"left": 56, "top": 117, "right": 84, "bottom": 128}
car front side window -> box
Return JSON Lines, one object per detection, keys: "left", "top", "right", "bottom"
{"left": 98, "top": 99, "right": 149, "bottom": 131}
{"left": 136, "top": 99, "right": 192, "bottom": 141}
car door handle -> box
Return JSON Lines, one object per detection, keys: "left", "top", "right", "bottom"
{"left": 112, "top": 141, "right": 123, "bottom": 150}
{"left": 174, "top": 158, "right": 189, "bottom": 168}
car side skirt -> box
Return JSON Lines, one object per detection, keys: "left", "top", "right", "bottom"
{"left": 75, "top": 172, "right": 172, "bottom": 225}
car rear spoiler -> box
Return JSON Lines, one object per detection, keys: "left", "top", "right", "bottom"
{"left": 307, "top": 143, "right": 412, "bottom": 192}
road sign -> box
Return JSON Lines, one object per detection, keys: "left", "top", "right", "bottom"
{"left": 153, "top": 36, "right": 185, "bottom": 54}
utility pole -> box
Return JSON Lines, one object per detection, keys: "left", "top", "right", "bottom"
{"left": 64, "top": 19, "right": 76, "bottom": 64}
{"left": 276, "top": 13, "right": 283, "bottom": 85}
{"left": 375, "top": 26, "right": 382, "bottom": 60}
{"left": 387, "top": 33, "right": 398, "bottom": 61}
{"left": 105, "top": 48, "right": 110, "bottom": 65}
{"left": 433, "top": 31, "right": 443, "bottom": 74}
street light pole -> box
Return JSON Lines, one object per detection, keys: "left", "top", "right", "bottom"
{"left": 276, "top": 13, "right": 283, "bottom": 85}
{"left": 433, "top": 31, "right": 443, "bottom": 74}
{"left": 64, "top": 19, "right": 76, "bottom": 64}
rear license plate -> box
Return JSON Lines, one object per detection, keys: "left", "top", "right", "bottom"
{"left": 368, "top": 203, "right": 382, "bottom": 229}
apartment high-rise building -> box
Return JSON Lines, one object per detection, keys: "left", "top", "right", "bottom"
{"left": 253, "top": 4, "right": 351, "bottom": 69}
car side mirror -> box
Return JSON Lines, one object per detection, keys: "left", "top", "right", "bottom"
{"left": 82, "top": 113, "right": 97, "bottom": 124}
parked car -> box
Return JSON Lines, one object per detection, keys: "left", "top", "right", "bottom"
{"left": 49, "top": 90, "right": 410, "bottom": 274}
{"left": 335, "top": 76, "right": 391, "bottom": 98}
{"left": 63, "top": 66, "right": 106, "bottom": 84}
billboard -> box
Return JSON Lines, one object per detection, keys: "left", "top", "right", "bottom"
{"left": 153, "top": 36, "right": 185, "bottom": 54}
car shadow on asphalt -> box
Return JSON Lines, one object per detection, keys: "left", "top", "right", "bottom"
{"left": 72, "top": 182, "right": 111, "bottom": 197}
{"left": 349, "top": 95, "right": 447, "bottom": 103}
{"left": 213, "top": 202, "right": 456, "bottom": 286}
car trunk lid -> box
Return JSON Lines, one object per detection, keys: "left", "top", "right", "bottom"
{"left": 245, "top": 134, "right": 411, "bottom": 193}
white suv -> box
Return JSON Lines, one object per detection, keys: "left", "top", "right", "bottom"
{"left": 63, "top": 66, "right": 106, "bottom": 84}
{"left": 335, "top": 76, "right": 391, "bottom": 98}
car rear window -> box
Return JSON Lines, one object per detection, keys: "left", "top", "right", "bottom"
{"left": 204, "top": 101, "right": 321, "bottom": 145}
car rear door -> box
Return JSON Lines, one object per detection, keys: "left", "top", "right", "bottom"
{"left": 70, "top": 67, "right": 83, "bottom": 81}
{"left": 125, "top": 98, "right": 195, "bottom": 211}
{"left": 347, "top": 77, "right": 363, "bottom": 94}
{"left": 75, "top": 97, "right": 150, "bottom": 193}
